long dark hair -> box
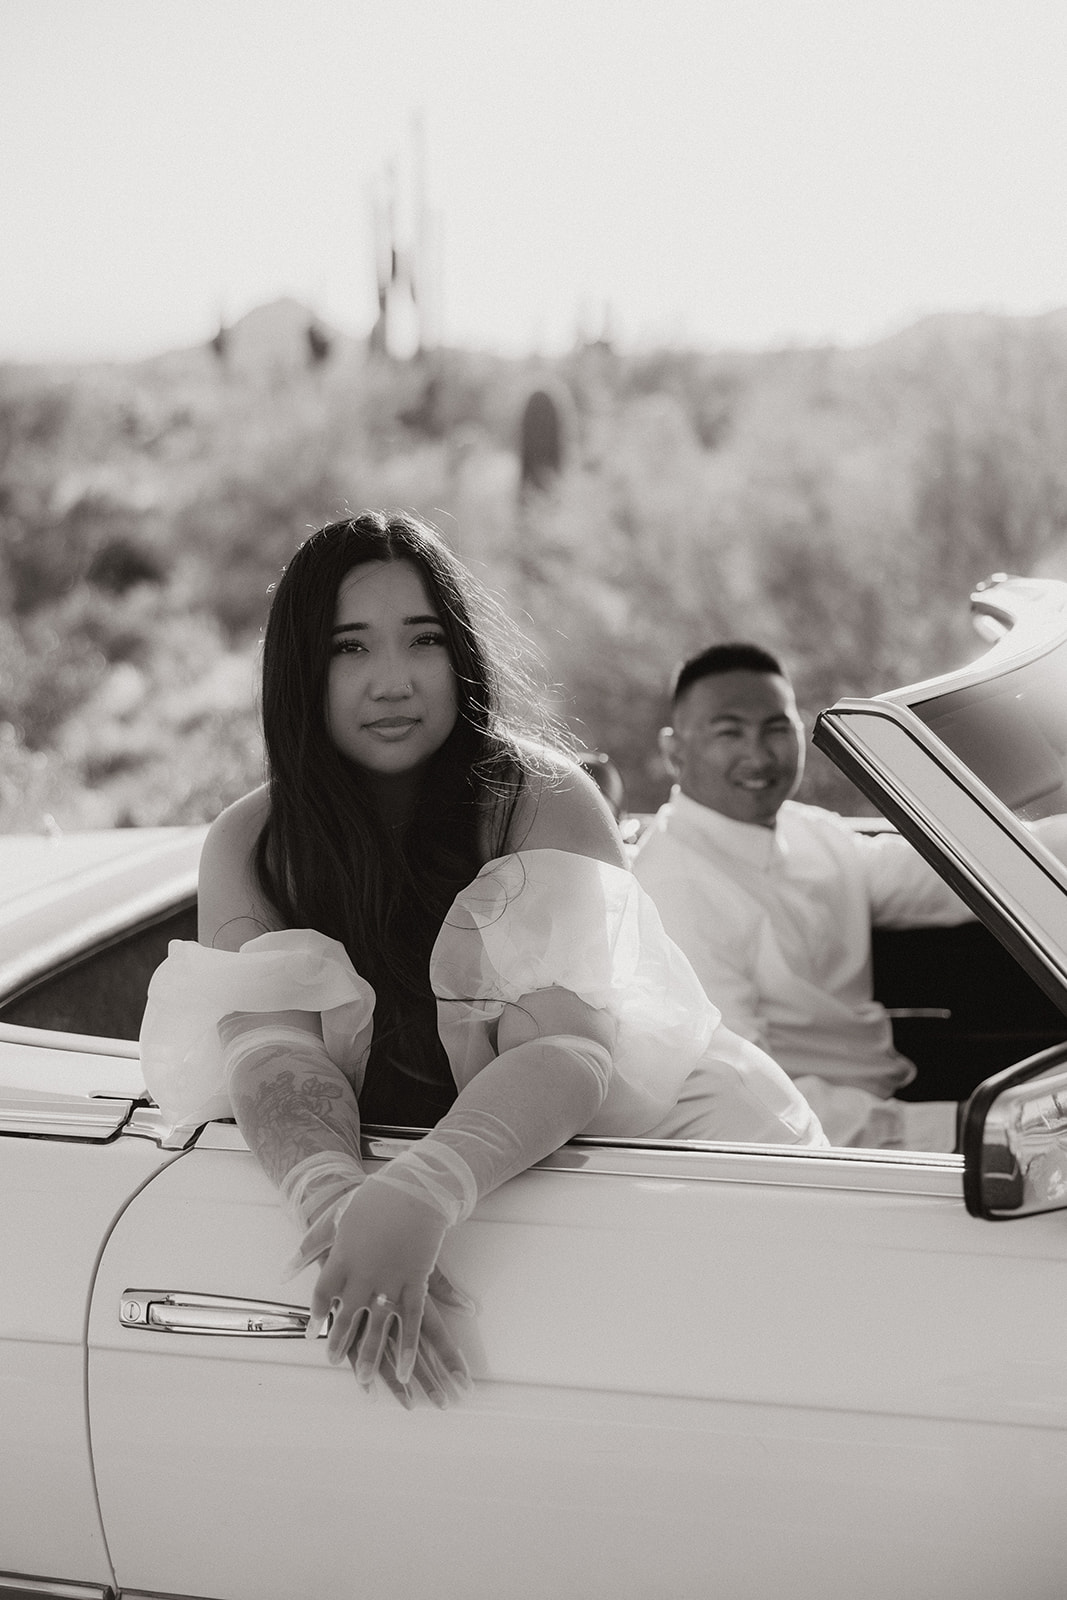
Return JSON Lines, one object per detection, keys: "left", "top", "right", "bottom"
{"left": 256, "top": 511, "right": 535, "bottom": 1123}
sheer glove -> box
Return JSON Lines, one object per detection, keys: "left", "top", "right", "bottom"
{"left": 220, "top": 1021, "right": 473, "bottom": 1407}
{"left": 307, "top": 1033, "right": 612, "bottom": 1392}
{"left": 283, "top": 1151, "right": 473, "bottom": 1408}
{"left": 308, "top": 1173, "right": 458, "bottom": 1389}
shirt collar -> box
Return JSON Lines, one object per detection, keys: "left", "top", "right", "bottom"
{"left": 667, "top": 787, "right": 786, "bottom": 869}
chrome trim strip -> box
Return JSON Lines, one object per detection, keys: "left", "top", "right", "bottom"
{"left": 116, "top": 1592, "right": 205, "bottom": 1599}
{"left": 123, "top": 1105, "right": 199, "bottom": 1148}
{"left": 363, "top": 1129, "right": 965, "bottom": 1198}
{"left": 0, "top": 1095, "right": 132, "bottom": 1140}
{"left": 191, "top": 1117, "right": 963, "bottom": 1197}
{"left": 0, "top": 1021, "right": 140, "bottom": 1059}
{"left": 0, "top": 1574, "right": 113, "bottom": 1598}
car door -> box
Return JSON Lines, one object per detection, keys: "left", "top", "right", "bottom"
{"left": 0, "top": 828, "right": 202, "bottom": 1596}
{"left": 0, "top": 1077, "right": 179, "bottom": 1595}
{"left": 87, "top": 1123, "right": 1067, "bottom": 1600}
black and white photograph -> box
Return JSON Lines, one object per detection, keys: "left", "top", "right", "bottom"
{"left": 3, "top": 3, "right": 1067, "bottom": 1596}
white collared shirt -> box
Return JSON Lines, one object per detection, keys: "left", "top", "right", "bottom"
{"left": 632, "top": 790, "right": 969, "bottom": 1095}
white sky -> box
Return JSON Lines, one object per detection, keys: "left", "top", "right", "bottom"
{"left": 3, "top": 0, "right": 1067, "bottom": 361}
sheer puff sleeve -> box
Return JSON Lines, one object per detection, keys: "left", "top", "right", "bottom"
{"left": 140, "top": 929, "right": 375, "bottom": 1129}
{"left": 430, "top": 849, "right": 723, "bottom": 1136}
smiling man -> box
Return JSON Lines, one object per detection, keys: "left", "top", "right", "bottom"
{"left": 632, "top": 643, "right": 971, "bottom": 1150}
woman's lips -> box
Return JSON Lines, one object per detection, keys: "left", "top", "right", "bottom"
{"left": 364, "top": 716, "right": 420, "bottom": 739}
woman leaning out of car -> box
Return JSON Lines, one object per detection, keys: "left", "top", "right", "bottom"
{"left": 139, "top": 510, "right": 825, "bottom": 1409}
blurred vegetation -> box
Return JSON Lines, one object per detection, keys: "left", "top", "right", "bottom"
{"left": 4, "top": 297, "right": 1067, "bottom": 832}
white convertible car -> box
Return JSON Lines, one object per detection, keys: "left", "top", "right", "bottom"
{"left": 4, "top": 574, "right": 1067, "bottom": 1600}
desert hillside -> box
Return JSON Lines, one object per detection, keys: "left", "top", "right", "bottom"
{"left": 4, "top": 298, "right": 1067, "bottom": 829}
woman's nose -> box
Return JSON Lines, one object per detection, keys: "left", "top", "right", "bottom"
{"left": 370, "top": 654, "right": 413, "bottom": 698}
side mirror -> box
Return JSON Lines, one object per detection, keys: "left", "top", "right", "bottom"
{"left": 961, "top": 1041, "right": 1067, "bottom": 1218}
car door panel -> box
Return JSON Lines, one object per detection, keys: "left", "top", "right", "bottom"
{"left": 88, "top": 1140, "right": 1067, "bottom": 1600}
{"left": 0, "top": 1135, "right": 177, "bottom": 1588}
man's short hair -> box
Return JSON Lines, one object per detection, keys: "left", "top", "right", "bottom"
{"left": 671, "top": 642, "right": 788, "bottom": 706}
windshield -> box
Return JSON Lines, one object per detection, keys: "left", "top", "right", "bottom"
{"left": 912, "top": 646, "right": 1067, "bottom": 824}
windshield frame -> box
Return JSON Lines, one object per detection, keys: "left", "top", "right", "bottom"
{"left": 814, "top": 575, "right": 1067, "bottom": 1020}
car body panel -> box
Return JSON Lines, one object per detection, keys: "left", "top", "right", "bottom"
{"left": 0, "top": 1037, "right": 144, "bottom": 1102}
{"left": 1, "top": 1134, "right": 178, "bottom": 1588}
{"left": 87, "top": 1137, "right": 1067, "bottom": 1599}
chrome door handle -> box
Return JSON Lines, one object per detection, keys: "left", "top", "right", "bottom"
{"left": 120, "top": 1289, "right": 327, "bottom": 1338}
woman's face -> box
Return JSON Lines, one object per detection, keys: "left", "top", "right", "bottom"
{"left": 325, "top": 559, "right": 459, "bottom": 781}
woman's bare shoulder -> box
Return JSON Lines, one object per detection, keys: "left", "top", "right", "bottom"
{"left": 505, "top": 743, "right": 626, "bottom": 868}
{"left": 205, "top": 785, "right": 271, "bottom": 848}
{"left": 198, "top": 785, "right": 278, "bottom": 948}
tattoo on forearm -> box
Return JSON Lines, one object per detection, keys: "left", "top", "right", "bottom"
{"left": 231, "top": 1069, "right": 363, "bottom": 1187}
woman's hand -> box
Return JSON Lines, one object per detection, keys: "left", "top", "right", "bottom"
{"left": 370, "top": 1288, "right": 473, "bottom": 1410}
{"left": 308, "top": 1175, "right": 472, "bottom": 1402}
{"left": 287, "top": 1176, "right": 474, "bottom": 1408}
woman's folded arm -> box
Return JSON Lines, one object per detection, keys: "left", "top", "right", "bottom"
{"left": 220, "top": 1005, "right": 473, "bottom": 1407}
{"left": 376, "top": 984, "right": 614, "bottom": 1223}
{"left": 218, "top": 1007, "right": 365, "bottom": 1225}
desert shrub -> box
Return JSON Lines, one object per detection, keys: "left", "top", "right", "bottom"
{"left": 621, "top": 350, "right": 745, "bottom": 449}
{"left": 0, "top": 381, "right": 77, "bottom": 465}
{"left": 52, "top": 606, "right": 261, "bottom": 813}
{"left": 93, "top": 699, "right": 265, "bottom": 827}
{"left": 174, "top": 459, "right": 353, "bottom": 636}
{"left": 0, "top": 715, "right": 115, "bottom": 832}
{"left": 1, "top": 492, "right": 164, "bottom": 615}
{"left": 86, "top": 535, "right": 166, "bottom": 593}
{"left": 6, "top": 309, "right": 1067, "bottom": 829}
{"left": 0, "top": 612, "right": 107, "bottom": 749}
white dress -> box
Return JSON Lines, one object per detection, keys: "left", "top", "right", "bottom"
{"left": 140, "top": 848, "right": 825, "bottom": 1148}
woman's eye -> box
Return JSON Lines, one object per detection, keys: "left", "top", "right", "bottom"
{"left": 331, "top": 638, "right": 366, "bottom": 655}
{"left": 412, "top": 632, "right": 447, "bottom": 649}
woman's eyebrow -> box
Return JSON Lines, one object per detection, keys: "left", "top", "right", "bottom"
{"left": 331, "top": 613, "right": 441, "bottom": 634}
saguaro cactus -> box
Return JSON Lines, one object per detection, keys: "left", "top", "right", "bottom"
{"left": 519, "top": 388, "right": 565, "bottom": 498}
{"left": 306, "top": 321, "right": 331, "bottom": 365}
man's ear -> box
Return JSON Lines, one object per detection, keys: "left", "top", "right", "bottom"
{"left": 659, "top": 726, "right": 680, "bottom": 777}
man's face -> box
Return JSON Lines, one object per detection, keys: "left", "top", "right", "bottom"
{"left": 661, "top": 670, "right": 805, "bottom": 826}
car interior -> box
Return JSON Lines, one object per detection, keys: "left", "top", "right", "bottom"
{"left": 872, "top": 919, "right": 1066, "bottom": 1101}
{"left": 0, "top": 893, "right": 1063, "bottom": 1113}
{"left": 0, "top": 900, "right": 198, "bottom": 1043}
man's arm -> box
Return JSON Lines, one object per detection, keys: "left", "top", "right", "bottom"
{"left": 856, "top": 811, "right": 1067, "bottom": 927}
{"left": 853, "top": 827, "right": 973, "bottom": 929}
